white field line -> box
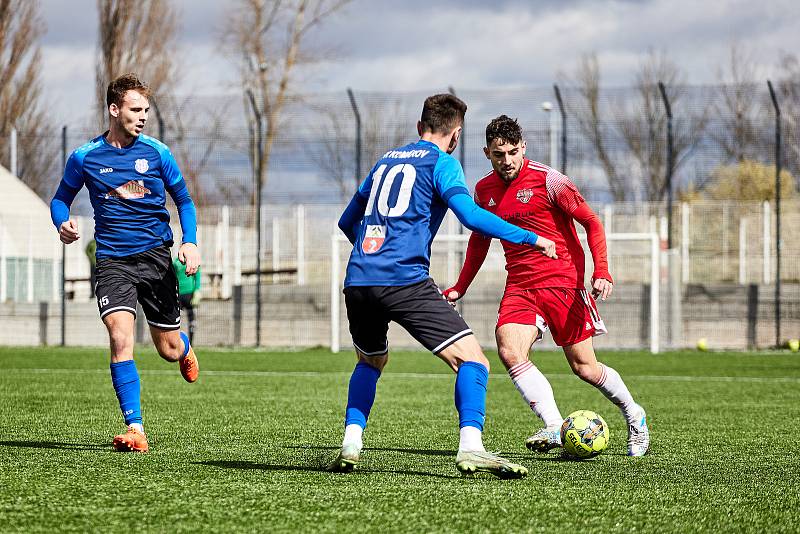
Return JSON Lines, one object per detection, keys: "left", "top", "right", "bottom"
{"left": 2, "top": 368, "right": 800, "bottom": 384}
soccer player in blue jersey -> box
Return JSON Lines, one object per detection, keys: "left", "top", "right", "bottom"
{"left": 328, "top": 94, "right": 558, "bottom": 478}
{"left": 49, "top": 73, "right": 200, "bottom": 453}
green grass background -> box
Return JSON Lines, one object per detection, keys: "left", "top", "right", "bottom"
{"left": 1, "top": 346, "right": 799, "bottom": 533}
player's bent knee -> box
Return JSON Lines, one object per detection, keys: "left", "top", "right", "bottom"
{"left": 438, "top": 335, "right": 490, "bottom": 372}
{"left": 357, "top": 351, "right": 388, "bottom": 371}
{"left": 572, "top": 361, "right": 601, "bottom": 384}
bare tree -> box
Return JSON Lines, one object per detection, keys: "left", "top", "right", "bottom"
{"left": 560, "top": 54, "right": 627, "bottom": 201}
{"left": 561, "top": 52, "right": 706, "bottom": 201}
{"left": 95, "top": 0, "right": 179, "bottom": 128}
{"left": 712, "top": 42, "right": 764, "bottom": 163}
{"left": 221, "top": 0, "right": 350, "bottom": 204}
{"left": 312, "top": 96, "right": 410, "bottom": 201}
{"left": 618, "top": 50, "right": 707, "bottom": 201}
{"left": 0, "top": 0, "right": 56, "bottom": 199}
{"left": 161, "top": 96, "right": 231, "bottom": 206}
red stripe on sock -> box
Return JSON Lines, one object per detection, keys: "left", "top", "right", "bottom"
{"left": 596, "top": 364, "right": 607, "bottom": 386}
{"left": 508, "top": 361, "right": 533, "bottom": 380}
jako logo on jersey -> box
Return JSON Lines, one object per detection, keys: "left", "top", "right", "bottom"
{"left": 488, "top": 197, "right": 496, "bottom": 207}
{"left": 105, "top": 180, "right": 151, "bottom": 200}
{"left": 516, "top": 188, "right": 533, "bottom": 203}
{"left": 99, "top": 167, "right": 113, "bottom": 174}
{"left": 362, "top": 225, "right": 386, "bottom": 254}
{"left": 134, "top": 158, "right": 149, "bottom": 174}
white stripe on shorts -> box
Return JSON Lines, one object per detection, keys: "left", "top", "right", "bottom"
{"left": 432, "top": 328, "right": 473, "bottom": 354}
{"left": 100, "top": 306, "right": 137, "bottom": 319}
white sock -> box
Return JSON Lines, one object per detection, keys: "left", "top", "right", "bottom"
{"left": 129, "top": 423, "right": 144, "bottom": 433}
{"left": 508, "top": 360, "right": 563, "bottom": 428}
{"left": 342, "top": 424, "right": 363, "bottom": 449}
{"left": 458, "top": 426, "right": 485, "bottom": 452}
{"left": 594, "top": 364, "right": 639, "bottom": 424}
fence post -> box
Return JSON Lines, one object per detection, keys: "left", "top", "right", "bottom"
{"left": 739, "top": 217, "right": 747, "bottom": 285}
{"left": 296, "top": 204, "right": 305, "bottom": 285}
{"left": 245, "top": 89, "right": 263, "bottom": 347}
{"left": 347, "top": 88, "right": 362, "bottom": 190}
{"left": 553, "top": 84, "right": 567, "bottom": 174}
{"left": 232, "top": 284, "right": 242, "bottom": 346}
{"left": 681, "top": 202, "right": 689, "bottom": 283}
{"left": 650, "top": 233, "right": 660, "bottom": 354}
{"left": 746, "top": 284, "right": 758, "bottom": 349}
{"left": 767, "top": 80, "right": 782, "bottom": 347}
{"left": 39, "top": 302, "right": 48, "bottom": 346}
{"left": 658, "top": 82, "right": 674, "bottom": 250}
{"left": 272, "top": 216, "right": 279, "bottom": 284}
{"left": 220, "top": 205, "right": 231, "bottom": 299}
{"left": 762, "top": 201, "right": 770, "bottom": 284}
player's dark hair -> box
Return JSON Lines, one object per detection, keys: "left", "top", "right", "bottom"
{"left": 106, "top": 73, "right": 151, "bottom": 107}
{"left": 485, "top": 115, "right": 523, "bottom": 146}
{"left": 419, "top": 94, "right": 467, "bottom": 134}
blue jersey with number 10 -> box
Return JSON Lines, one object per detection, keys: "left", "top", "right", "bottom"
{"left": 344, "top": 139, "right": 469, "bottom": 287}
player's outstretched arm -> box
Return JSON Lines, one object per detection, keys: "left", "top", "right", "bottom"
{"left": 447, "top": 193, "right": 557, "bottom": 259}
{"left": 445, "top": 231, "right": 491, "bottom": 302}
{"left": 571, "top": 202, "right": 614, "bottom": 300}
{"left": 338, "top": 193, "right": 367, "bottom": 245}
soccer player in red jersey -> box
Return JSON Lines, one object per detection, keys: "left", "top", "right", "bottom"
{"left": 445, "top": 115, "right": 649, "bottom": 456}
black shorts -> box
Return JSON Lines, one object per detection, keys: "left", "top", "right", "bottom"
{"left": 344, "top": 278, "right": 472, "bottom": 355}
{"left": 94, "top": 244, "right": 181, "bottom": 330}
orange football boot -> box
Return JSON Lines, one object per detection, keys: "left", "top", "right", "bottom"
{"left": 180, "top": 343, "right": 199, "bottom": 383}
{"left": 112, "top": 426, "right": 149, "bottom": 452}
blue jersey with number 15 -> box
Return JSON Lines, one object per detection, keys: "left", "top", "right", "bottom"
{"left": 343, "top": 139, "right": 469, "bottom": 287}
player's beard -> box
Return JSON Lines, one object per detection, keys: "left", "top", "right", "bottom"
{"left": 497, "top": 164, "right": 521, "bottom": 183}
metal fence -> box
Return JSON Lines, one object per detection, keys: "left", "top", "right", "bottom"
{"left": 0, "top": 82, "right": 798, "bottom": 350}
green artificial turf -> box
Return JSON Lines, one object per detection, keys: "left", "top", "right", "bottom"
{"left": 1, "top": 346, "right": 799, "bottom": 532}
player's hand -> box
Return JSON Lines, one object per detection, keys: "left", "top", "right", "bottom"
{"left": 533, "top": 236, "right": 558, "bottom": 259}
{"left": 592, "top": 278, "right": 613, "bottom": 301}
{"left": 444, "top": 287, "right": 462, "bottom": 305}
{"left": 190, "top": 291, "right": 201, "bottom": 306}
{"left": 59, "top": 220, "right": 80, "bottom": 244}
{"left": 179, "top": 242, "right": 201, "bottom": 276}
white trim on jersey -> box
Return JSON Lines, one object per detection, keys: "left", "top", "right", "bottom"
{"left": 527, "top": 160, "right": 551, "bottom": 172}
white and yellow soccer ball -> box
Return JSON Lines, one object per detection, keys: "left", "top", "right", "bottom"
{"left": 560, "top": 410, "right": 609, "bottom": 459}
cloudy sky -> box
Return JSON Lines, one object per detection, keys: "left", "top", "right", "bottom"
{"left": 39, "top": 0, "right": 799, "bottom": 125}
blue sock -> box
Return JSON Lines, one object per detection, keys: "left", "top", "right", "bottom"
{"left": 110, "top": 360, "right": 142, "bottom": 426}
{"left": 455, "top": 361, "right": 489, "bottom": 430}
{"left": 179, "top": 331, "right": 190, "bottom": 357}
{"left": 344, "top": 362, "right": 381, "bottom": 429}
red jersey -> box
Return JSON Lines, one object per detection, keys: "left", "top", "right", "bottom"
{"left": 473, "top": 160, "right": 588, "bottom": 289}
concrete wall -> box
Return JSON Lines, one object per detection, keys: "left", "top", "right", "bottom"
{"left": 2, "top": 283, "right": 798, "bottom": 351}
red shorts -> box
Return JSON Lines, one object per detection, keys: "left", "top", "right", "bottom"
{"left": 497, "top": 288, "right": 607, "bottom": 347}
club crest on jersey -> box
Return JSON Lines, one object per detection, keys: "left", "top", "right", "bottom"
{"left": 362, "top": 225, "right": 386, "bottom": 254}
{"left": 105, "top": 180, "right": 151, "bottom": 200}
{"left": 516, "top": 188, "right": 533, "bottom": 204}
{"left": 134, "top": 158, "right": 149, "bottom": 174}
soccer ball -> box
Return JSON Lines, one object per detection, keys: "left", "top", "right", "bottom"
{"left": 560, "top": 410, "right": 609, "bottom": 459}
